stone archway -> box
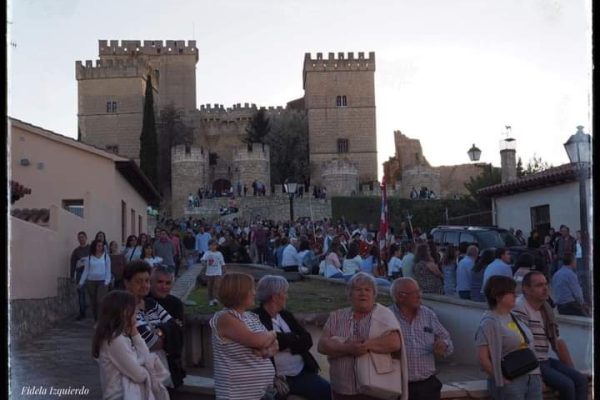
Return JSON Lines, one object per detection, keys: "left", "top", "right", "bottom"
{"left": 212, "top": 179, "right": 231, "bottom": 197}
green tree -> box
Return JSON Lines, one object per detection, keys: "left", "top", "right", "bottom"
{"left": 464, "top": 165, "right": 502, "bottom": 209}
{"left": 522, "top": 154, "right": 552, "bottom": 176}
{"left": 264, "top": 110, "right": 310, "bottom": 185}
{"left": 516, "top": 157, "right": 524, "bottom": 177}
{"left": 244, "top": 108, "right": 271, "bottom": 145}
{"left": 77, "top": 126, "right": 82, "bottom": 142}
{"left": 139, "top": 75, "right": 159, "bottom": 189}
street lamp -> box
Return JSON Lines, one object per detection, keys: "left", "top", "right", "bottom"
{"left": 284, "top": 179, "right": 298, "bottom": 222}
{"left": 467, "top": 144, "right": 482, "bottom": 162}
{"left": 563, "top": 125, "right": 591, "bottom": 273}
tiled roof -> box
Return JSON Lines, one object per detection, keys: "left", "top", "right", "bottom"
{"left": 11, "top": 208, "right": 50, "bottom": 224}
{"left": 478, "top": 163, "right": 590, "bottom": 197}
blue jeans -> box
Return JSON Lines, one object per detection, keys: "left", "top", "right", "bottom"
{"left": 540, "top": 358, "right": 588, "bottom": 400}
{"left": 286, "top": 368, "right": 331, "bottom": 400}
{"left": 77, "top": 286, "right": 86, "bottom": 317}
{"left": 488, "top": 374, "right": 542, "bottom": 400}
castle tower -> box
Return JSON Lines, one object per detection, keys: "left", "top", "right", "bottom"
{"left": 98, "top": 40, "right": 198, "bottom": 112}
{"left": 171, "top": 144, "right": 208, "bottom": 216}
{"left": 321, "top": 159, "right": 359, "bottom": 196}
{"left": 76, "top": 59, "right": 159, "bottom": 162}
{"left": 401, "top": 166, "right": 441, "bottom": 199}
{"left": 232, "top": 143, "right": 271, "bottom": 195}
{"left": 303, "top": 52, "right": 377, "bottom": 185}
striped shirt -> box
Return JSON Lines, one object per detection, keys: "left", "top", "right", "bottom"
{"left": 210, "top": 309, "right": 275, "bottom": 400}
{"left": 323, "top": 307, "right": 373, "bottom": 395}
{"left": 389, "top": 304, "right": 453, "bottom": 381}
{"left": 136, "top": 298, "right": 172, "bottom": 349}
{"left": 513, "top": 296, "right": 551, "bottom": 361}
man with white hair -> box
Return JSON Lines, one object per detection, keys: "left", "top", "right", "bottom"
{"left": 281, "top": 237, "right": 300, "bottom": 272}
{"left": 389, "top": 278, "right": 453, "bottom": 400}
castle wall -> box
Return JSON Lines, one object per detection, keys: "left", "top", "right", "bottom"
{"left": 171, "top": 145, "right": 207, "bottom": 217}
{"left": 98, "top": 40, "right": 198, "bottom": 112}
{"left": 303, "top": 52, "right": 377, "bottom": 185}
{"left": 435, "top": 164, "right": 483, "bottom": 199}
{"left": 321, "top": 159, "right": 359, "bottom": 196}
{"left": 232, "top": 143, "right": 271, "bottom": 194}
{"left": 400, "top": 166, "right": 441, "bottom": 198}
{"left": 77, "top": 61, "right": 158, "bottom": 161}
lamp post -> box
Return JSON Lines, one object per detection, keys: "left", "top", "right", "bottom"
{"left": 563, "top": 126, "right": 591, "bottom": 286}
{"left": 284, "top": 179, "right": 298, "bottom": 222}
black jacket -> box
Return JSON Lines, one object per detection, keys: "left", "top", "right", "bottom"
{"left": 253, "top": 307, "right": 320, "bottom": 374}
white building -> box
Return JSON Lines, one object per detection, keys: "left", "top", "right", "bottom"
{"left": 478, "top": 163, "right": 591, "bottom": 239}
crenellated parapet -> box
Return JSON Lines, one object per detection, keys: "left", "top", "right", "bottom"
{"left": 171, "top": 144, "right": 208, "bottom": 163}
{"left": 321, "top": 158, "right": 359, "bottom": 196}
{"left": 75, "top": 58, "right": 158, "bottom": 82}
{"left": 98, "top": 40, "right": 198, "bottom": 60}
{"left": 303, "top": 51, "right": 375, "bottom": 72}
{"left": 197, "top": 103, "right": 285, "bottom": 122}
{"left": 232, "top": 143, "right": 270, "bottom": 162}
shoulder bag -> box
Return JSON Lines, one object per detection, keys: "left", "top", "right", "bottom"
{"left": 500, "top": 313, "right": 539, "bottom": 380}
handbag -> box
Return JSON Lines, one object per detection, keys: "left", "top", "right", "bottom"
{"left": 355, "top": 351, "right": 403, "bottom": 400}
{"left": 500, "top": 313, "right": 539, "bottom": 380}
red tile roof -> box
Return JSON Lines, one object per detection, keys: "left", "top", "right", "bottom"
{"left": 478, "top": 163, "right": 590, "bottom": 197}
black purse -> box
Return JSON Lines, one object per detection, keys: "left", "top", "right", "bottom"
{"left": 501, "top": 313, "right": 539, "bottom": 380}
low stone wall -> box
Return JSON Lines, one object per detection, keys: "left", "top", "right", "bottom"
{"left": 10, "top": 278, "right": 78, "bottom": 343}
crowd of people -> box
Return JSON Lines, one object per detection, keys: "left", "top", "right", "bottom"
{"left": 70, "top": 217, "right": 590, "bottom": 400}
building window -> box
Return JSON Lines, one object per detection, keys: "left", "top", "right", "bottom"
{"left": 106, "top": 145, "right": 119, "bottom": 154}
{"left": 138, "top": 215, "right": 143, "bottom": 235}
{"left": 337, "top": 139, "right": 349, "bottom": 153}
{"left": 106, "top": 101, "right": 118, "bottom": 113}
{"left": 336, "top": 95, "right": 348, "bottom": 107}
{"left": 62, "top": 199, "right": 84, "bottom": 218}
{"left": 530, "top": 205, "right": 550, "bottom": 238}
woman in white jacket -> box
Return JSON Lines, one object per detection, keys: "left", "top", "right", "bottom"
{"left": 92, "top": 290, "right": 169, "bottom": 400}
{"left": 79, "top": 239, "right": 112, "bottom": 321}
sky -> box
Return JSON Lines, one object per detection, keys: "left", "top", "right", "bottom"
{"left": 7, "top": 0, "right": 593, "bottom": 179}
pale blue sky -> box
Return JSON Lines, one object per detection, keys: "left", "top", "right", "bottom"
{"left": 7, "top": 0, "right": 592, "bottom": 178}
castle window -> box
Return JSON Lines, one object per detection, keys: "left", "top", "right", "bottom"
{"left": 185, "top": 144, "right": 191, "bottom": 154}
{"left": 106, "top": 102, "right": 111, "bottom": 112}
{"left": 106, "top": 145, "right": 119, "bottom": 154}
{"left": 112, "top": 101, "right": 117, "bottom": 113}
{"left": 337, "top": 139, "right": 349, "bottom": 154}
{"left": 336, "top": 95, "right": 347, "bottom": 107}
{"left": 106, "top": 101, "right": 117, "bottom": 113}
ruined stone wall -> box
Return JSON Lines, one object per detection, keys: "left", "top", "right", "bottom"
{"left": 435, "top": 164, "right": 483, "bottom": 199}
{"left": 321, "top": 159, "right": 359, "bottom": 196}
{"left": 393, "top": 130, "right": 430, "bottom": 169}
{"left": 400, "top": 166, "right": 441, "bottom": 198}
{"left": 303, "top": 52, "right": 377, "bottom": 185}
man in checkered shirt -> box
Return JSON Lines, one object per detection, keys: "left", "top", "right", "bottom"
{"left": 389, "top": 278, "right": 454, "bottom": 400}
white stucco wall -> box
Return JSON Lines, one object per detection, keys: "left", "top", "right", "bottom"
{"left": 494, "top": 180, "right": 591, "bottom": 238}
{"left": 9, "top": 119, "right": 150, "bottom": 299}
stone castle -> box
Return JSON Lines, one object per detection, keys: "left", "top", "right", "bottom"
{"left": 76, "top": 40, "right": 479, "bottom": 217}
{"left": 76, "top": 41, "right": 377, "bottom": 215}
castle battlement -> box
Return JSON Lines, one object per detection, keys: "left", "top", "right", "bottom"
{"left": 303, "top": 51, "right": 375, "bottom": 71}
{"left": 171, "top": 145, "right": 207, "bottom": 163}
{"left": 233, "top": 143, "right": 270, "bottom": 162}
{"left": 98, "top": 40, "right": 198, "bottom": 59}
{"left": 321, "top": 158, "right": 359, "bottom": 176}
{"left": 76, "top": 58, "right": 158, "bottom": 81}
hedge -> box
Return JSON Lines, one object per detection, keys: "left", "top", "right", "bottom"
{"left": 331, "top": 197, "right": 492, "bottom": 233}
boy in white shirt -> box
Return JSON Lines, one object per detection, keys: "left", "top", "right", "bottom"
{"left": 201, "top": 239, "right": 227, "bottom": 306}
{"left": 387, "top": 244, "right": 403, "bottom": 280}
